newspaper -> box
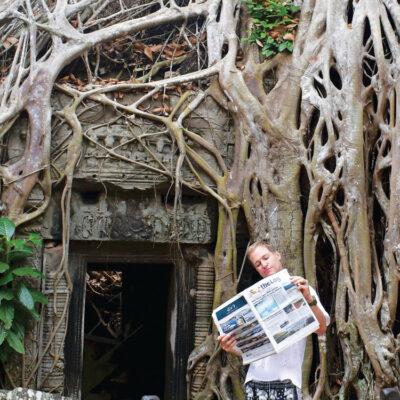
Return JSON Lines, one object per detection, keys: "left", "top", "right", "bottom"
{"left": 212, "top": 269, "right": 319, "bottom": 364}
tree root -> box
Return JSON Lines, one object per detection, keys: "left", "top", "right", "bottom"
{"left": 187, "top": 333, "right": 243, "bottom": 400}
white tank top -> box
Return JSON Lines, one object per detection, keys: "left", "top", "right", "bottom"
{"left": 245, "top": 287, "right": 330, "bottom": 388}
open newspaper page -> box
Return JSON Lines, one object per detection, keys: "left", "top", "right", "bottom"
{"left": 213, "top": 294, "right": 275, "bottom": 364}
{"left": 246, "top": 269, "right": 319, "bottom": 358}
{"left": 213, "top": 269, "right": 320, "bottom": 364}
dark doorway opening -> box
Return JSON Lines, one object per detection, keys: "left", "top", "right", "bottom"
{"left": 83, "top": 263, "right": 172, "bottom": 400}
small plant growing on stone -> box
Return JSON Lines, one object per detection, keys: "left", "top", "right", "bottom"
{"left": 0, "top": 218, "right": 48, "bottom": 362}
{"left": 243, "top": 0, "right": 300, "bottom": 57}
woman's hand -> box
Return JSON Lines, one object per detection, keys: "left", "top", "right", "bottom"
{"left": 290, "top": 275, "right": 312, "bottom": 303}
{"left": 290, "top": 275, "right": 327, "bottom": 335}
{"left": 218, "top": 333, "right": 241, "bottom": 356}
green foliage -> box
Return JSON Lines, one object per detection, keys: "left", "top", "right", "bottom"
{"left": 243, "top": 0, "right": 300, "bottom": 58}
{"left": 0, "top": 218, "right": 47, "bottom": 361}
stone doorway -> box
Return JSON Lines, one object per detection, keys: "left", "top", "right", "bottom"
{"left": 63, "top": 242, "right": 194, "bottom": 400}
{"left": 83, "top": 263, "right": 173, "bottom": 400}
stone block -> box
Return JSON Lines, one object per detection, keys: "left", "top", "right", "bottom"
{"left": 0, "top": 388, "right": 70, "bottom": 400}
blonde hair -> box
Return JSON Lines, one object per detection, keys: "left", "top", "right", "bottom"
{"left": 247, "top": 240, "right": 277, "bottom": 258}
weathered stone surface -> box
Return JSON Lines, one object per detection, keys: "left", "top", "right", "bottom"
{"left": 0, "top": 388, "right": 70, "bottom": 400}
{"left": 5, "top": 88, "right": 229, "bottom": 398}
{"left": 36, "top": 245, "right": 69, "bottom": 394}
{"left": 48, "top": 93, "right": 233, "bottom": 191}
{"left": 7, "top": 92, "right": 233, "bottom": 197}
{"left": 42, "top": 189, "right": 217, "bottom": 243}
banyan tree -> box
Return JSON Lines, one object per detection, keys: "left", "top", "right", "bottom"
{"left": 0, "top": 0, "right": 400, "bottom": 398}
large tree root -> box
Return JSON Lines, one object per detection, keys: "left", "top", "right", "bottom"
{"left": 187, "top": 333, "right": 243, "bottom": 400}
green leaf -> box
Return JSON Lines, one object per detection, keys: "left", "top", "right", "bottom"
{"left": 8, "top": 239, "right": 34, "bottom": 261}
{"left": 0, "top": 262, "right": 9, "bottom": 273}
{"left": 0, "top": 289, "right": 14, "bottom": 303}
{"left": 278, "top": 42, "right": 287, "bottom": 52}
{"left": 17, "top": 283, "right": 34, "bottom": 311}
{"left": 244, "top": 0, "right": 300, "bottom": 55}
{"left": 30, "top": 288, "right": 48, "bottom": 305}
{"left": 28, "top": 234, "right": 42, "bottom": 247}
{"left": 8, "top": 246, "right": 33, "bottom": 262}
{"left": 0, "top": 303, "right": 14, "bottom": 329}
{"left": 11, "top": 320, "right": 25, "bottom": 340}
{"left": 0, "top": 218, "right": 15, "bottom": 240}
{"left": 263, "top": 49, "right": 276, "bottom": 57}
{"left": 0, "top": 272, "right": 13, "bottom": 286}
{"left": 12, "top": 266, "right": 45, "bottom": 278}
{"left": 28, "top": 309, "right": 40, "bottom": 320}
{"left": 10, "top": 238, "right": 26, "bottom": 248}
{"left": 0, "top": 343, "right": 10, "bottom": 363}
{"left": 0, "top": 324, "right": 7, "bottom": 346}
{"left": 6, "top": 330, "right": 24, "bottom": 354}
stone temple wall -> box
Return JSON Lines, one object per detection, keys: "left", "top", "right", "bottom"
{"left": 6, "top": 90, "right": 235, "bottom": 399}
{"left": 13, "top": 91, "right": 234, "bottom": 242}
{"left": 0, "top": 388, "right": 69, "bottom": 400}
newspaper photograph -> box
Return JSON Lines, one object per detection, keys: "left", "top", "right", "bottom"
{"left": 212, "top": 269, "right": 320, "bottom": 364}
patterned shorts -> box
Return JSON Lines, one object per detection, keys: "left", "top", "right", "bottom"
{"left": 245, "top": 379, "right": 303, "bottom": 400}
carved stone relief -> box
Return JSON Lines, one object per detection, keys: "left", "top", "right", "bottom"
{"left": 5, "top": 90, "right": 233, "bottom": 195}
{"left": 42, "top": 189, "right": 216, "bottom": 243}
{"left": 49, "top": 92, "right": 234, "bottom": 191}
{"left": 37, "top": 244, "right": 68, "bottom": 394}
